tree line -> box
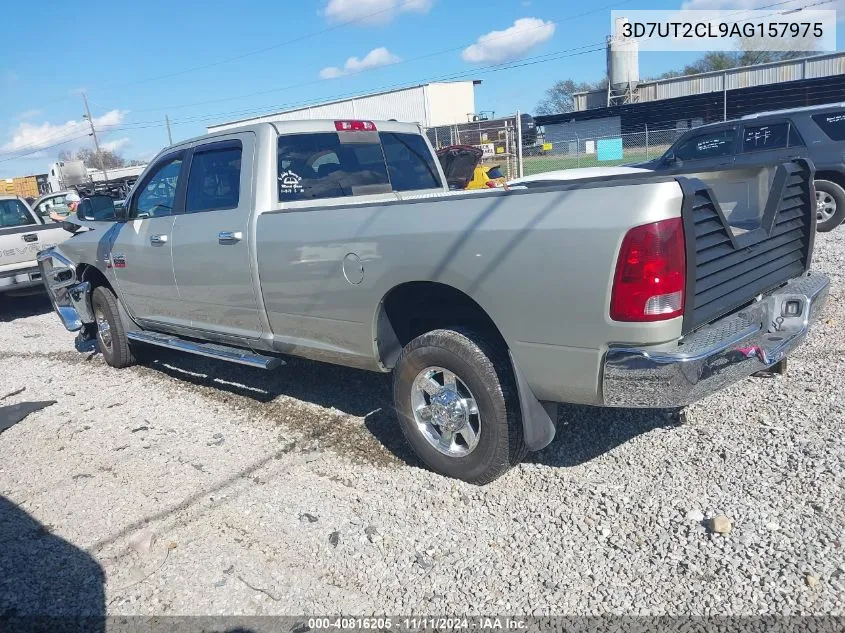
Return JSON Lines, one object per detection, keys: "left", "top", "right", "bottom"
{"left": 58, "top": 147, "right": 146, "bottom": 170}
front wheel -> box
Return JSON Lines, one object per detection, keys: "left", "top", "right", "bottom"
{"left": 814, "top": 179, "right": 845, "bottom": 232}
{"left": 392, "top": 328, "right": 526, "bottom": 484}
{"left": 91, "top": 286, "right": 137, "bottom": 368}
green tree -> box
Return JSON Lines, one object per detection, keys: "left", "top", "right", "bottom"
{"left": 535, "top": 79, "right": 608, "bottom": 115}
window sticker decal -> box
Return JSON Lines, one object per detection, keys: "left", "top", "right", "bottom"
{"left": 279, "top": 170, "right": 304, "bottom": 194}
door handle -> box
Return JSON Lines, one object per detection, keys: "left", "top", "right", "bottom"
{"left": 150, "top": 234, "right": 168, "bottom": 246}
{"left": 218, "top": 231, "right": 242, "bottom": 244}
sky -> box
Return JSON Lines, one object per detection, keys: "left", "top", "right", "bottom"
{"left": 1, "top": 0, "right": 842, "bottom": 178}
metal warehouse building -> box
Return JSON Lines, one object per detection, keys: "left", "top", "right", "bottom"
{"left": 538, "top": 52, "right": 845, "bottom": 140}
{"left": 208, "top": 81, "right": 480, "bottom": 133}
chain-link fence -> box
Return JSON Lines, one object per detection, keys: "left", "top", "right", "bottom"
{"left": 521, "top": 127, "right": 688, "bottom": 176}
{"left": 425, "top": 118, "right": 521, "bottom": 181}
{"left": 426, "top": 120, "right": 693, "bottom": 182}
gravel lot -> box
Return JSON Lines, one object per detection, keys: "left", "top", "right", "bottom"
{"left": 1, "top": 234, "right": 843, "bottom": 618}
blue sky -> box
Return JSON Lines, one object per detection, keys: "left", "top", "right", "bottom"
{"left": 0, "top": 0, "right": 839, "bottom": 177}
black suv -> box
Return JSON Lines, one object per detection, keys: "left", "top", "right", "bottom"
{"left": 634, "top": 102, "right": 845, "bottom": 232}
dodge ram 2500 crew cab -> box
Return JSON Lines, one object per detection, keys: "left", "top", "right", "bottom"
{"left": 38, "top": 119, "right": 829, "bottom": 484}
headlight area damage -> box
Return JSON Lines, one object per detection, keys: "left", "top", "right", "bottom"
{"left": 36, "top": 248, "right": 97, "bottom": 352}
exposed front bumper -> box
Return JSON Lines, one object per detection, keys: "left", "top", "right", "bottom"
{"left": 36, "top": 249, "right": 94, "bottom": 332}
{"left": 0, "top": 266, "right": 44, "bottom": 291}
{"left": 602, "top": 272, "right": 829, "bottom": 408}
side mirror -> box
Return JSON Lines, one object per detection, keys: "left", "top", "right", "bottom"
{"left": 77, "top": 195, "right": 119, "bottom": 221}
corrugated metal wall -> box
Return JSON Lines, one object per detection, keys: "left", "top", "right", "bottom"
{"left": 538, "top": 74, "right": 845, "bottom": 134}
{"left": 573, "top": 52, "right": 845, "bottom": 111}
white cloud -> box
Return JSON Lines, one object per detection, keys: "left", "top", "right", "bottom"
{"left": 15, "top": 109, "right": 42, "bottom": 121}
{"left": 324, "top": 0, "right": 432, "bottom": 25}
{"left": 2, "top": 109, "right": 128, "bottom": 153}
{"left": 462, "top": 17, "right": 556, "bottom": 64}
{"left": 101, "top": 137, "right": 130, "bottom": 152}
{"left": 320, "top": 47, "right": 402, "bottom": 79}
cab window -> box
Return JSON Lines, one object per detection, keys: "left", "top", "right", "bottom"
{"left": 133, "top": 157, "right": 183, "bottom": 218}
{"left": 0, "top": 199, "right": 36, "bottom": 227}
{"left": 186, "top": 145, "right": 242, "bottom": 213}
{"left": 671, "top": 128, "right": 736, "bottom": 161}
{"left": 278, "top": 133, "right": 390, "bottom": 201}
{"left": 35, "top": 195, "right": 68, "bottom": 220}
{"left": 380, "top": 132, "right": 442, "bottom": 191}
{"left": 742, "top": 123, "right": 789, "bottom": 152}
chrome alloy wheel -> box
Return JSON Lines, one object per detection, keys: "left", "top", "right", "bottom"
{"left": 817, "top": 190, "right": 837, "bottom": 222}
{"left": 95, "top": 307, "right": 112, "bottom": 351}
{"left": 410, "top": 366, "right": 481, "bottom": 457}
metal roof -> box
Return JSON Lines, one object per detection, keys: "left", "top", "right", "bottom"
{"left": 740, "top": 101, "right": 845, "bottom": 119}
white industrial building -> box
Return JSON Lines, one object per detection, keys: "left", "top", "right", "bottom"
{"left": 207, "top": 81, "right": 479, "bottom": 133}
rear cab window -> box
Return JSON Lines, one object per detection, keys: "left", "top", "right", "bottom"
{"left": 812, "top": 111, "right": 845, "bottom": 141}
{"left": 277, "top": 122, "right": 442, "bottom": 202}
{"left": 741, "top": 122, "right": 789, "bottom": 152}
{"left": 0, "top": 199, "right": 37, "bottom": 228}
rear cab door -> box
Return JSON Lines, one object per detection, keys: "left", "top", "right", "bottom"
{"left": 170, "top": 133, "right": 262, "bottom": 339}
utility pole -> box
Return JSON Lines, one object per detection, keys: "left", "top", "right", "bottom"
{"left": 165, "top": 115, "right": 173, "bottom": 145}
{"left": 82, "top": 91, "right": 109, "bottom": 182}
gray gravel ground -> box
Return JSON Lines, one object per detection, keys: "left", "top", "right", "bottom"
{"left": 1, "top": 234, "right": 843, "bottom": 617}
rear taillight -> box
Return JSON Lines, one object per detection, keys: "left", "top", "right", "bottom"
{"left": 335, "top": 120, "right": 377, "bottom": 131}
{"left": 610, "top": 217, "right": 686, "bottom": 322}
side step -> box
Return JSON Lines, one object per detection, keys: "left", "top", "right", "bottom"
{"left": 127, "top": 331, "right": 284, "bottom": 370}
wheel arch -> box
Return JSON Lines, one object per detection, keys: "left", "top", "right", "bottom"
{"left": 374, "top": 281, "right": 507, "bottom": 371}
{"left": 375, "top": 280, "right": 556, "bottom": 452}
{"left": 814, "top": 170, "right": 845, "bottom": 192}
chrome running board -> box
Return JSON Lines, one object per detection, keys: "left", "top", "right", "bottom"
{"left": 127, "top": 331, "right": 284, "bottom": 370}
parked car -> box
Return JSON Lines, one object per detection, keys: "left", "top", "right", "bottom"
{"left": 0, "top": 195, "right": 71, "bottom": 296}
{"left": 436, "top": 145, "right": 506, "bottom": 190}
{"left": 37, "top": 119, "right": 828, "bottom": 484}
{"left": 631, "top": 102, "right": 845, "bottom": 232}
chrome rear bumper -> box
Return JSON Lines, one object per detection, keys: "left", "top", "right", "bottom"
{"left": 602, "top": 272, "right": 829, "bottom": 408}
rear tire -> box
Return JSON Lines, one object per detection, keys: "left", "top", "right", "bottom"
{"left": 91, "top": 286, "right": 136, "bottom": 368}
{"left": 392, "top": 327, "right": 526, "bottom": 485}
{"left": 814, "top": 179, "right": 845, "bottom": 232}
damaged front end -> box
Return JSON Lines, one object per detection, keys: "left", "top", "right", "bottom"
{"left": 36, "top": 248, "right": 97, "bottom": 351}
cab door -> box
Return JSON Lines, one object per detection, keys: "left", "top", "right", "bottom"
{"left": 170, "top": 134, "right": 261, "bottom": 339}
{"left": 110, "top": 151, "right": 187, "bottom": 327}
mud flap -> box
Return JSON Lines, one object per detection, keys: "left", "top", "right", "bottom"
{"left": 508, "top": 350, "right": 556, "bottom": 451}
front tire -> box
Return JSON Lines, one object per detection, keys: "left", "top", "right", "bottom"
{"left": 392, "top": 328, "right": 526, "bottom": 484}
{"left": 91, "top": 286, "right": 136, "bottom": 368}
{"left": 814, "top": 179, "right": 845, "bottom": 232}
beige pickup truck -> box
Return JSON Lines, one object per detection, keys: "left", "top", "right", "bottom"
{"left": 0, "top": 195, "right": 69, "bottom": 295}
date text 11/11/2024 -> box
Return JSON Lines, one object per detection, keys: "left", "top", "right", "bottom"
{"left": 307, "top": 617, "right": 528, "bottom": 630}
